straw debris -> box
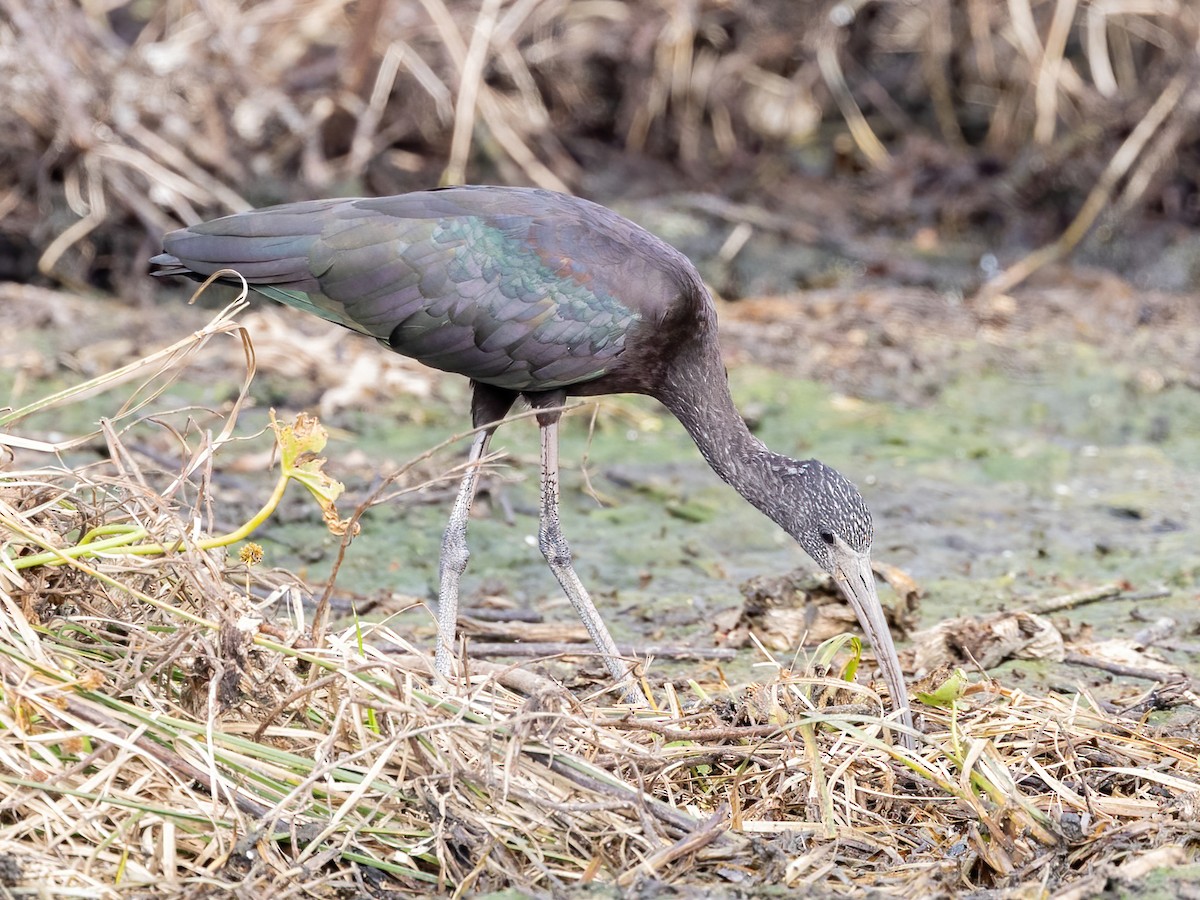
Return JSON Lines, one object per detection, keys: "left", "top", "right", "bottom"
{"left": 3, "top": 1, "right": 1199, "bottom": 296}
{"left": 1, "top": 309, "right": 1198, "bottom": 897}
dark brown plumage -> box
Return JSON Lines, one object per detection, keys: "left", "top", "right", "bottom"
{"left": 153, "top": 185, "right": 914, "bottom": 745}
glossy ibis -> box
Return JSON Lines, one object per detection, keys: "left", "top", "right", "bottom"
{"left": 152, "top": 186, "right": 914, "bottom": 742}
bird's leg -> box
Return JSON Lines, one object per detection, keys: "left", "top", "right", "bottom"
{"left": 536, "top": 412, "right": 647, "bottom": 705}
{"left": 434, "top": 427, "right": 494, "bottom": 679}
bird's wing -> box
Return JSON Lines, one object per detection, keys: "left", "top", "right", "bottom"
{"left": 157, "top": 189, "right": 688, "bottom": 391}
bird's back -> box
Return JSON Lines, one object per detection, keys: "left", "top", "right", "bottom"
{"left": 153, "top": 186, "right": 705, "bottom": 393}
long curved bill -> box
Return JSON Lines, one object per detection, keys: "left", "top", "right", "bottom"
{"left": 831, "top": 541, "right": 915, "bottom": 750}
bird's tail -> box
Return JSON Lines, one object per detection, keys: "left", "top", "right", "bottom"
{"left": 148, "top": 253, "right": 190, "bottom": 277}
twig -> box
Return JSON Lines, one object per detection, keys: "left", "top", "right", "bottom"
{"left": 378, "top": 647, "right": 568, "bottom": 698}
{"left": 922, "top": 0, "right": 965, "bottom": 148}
{"left": 1028, "top": 583, "right": 1123, "bottom": 614}
{"left": 617, "top": 804, "right": 729, "bottom": 887}
{"left": 1063, "top": 651, "right": 1185, "bottom": 682}
{"left": 817, "top": 16, "right": 890, "bottom": 170}
{"left": 460, "top": 619, "right": 589, "bottom": 643}
{"left": 1113, "top": 677, "right": 1195, "bottom": 718}
{"left": 1033, "top": 0, "right": 1078, "bottom": 145}
{"left": 459, "top": 606, "right": 544, "bottom": 623}
{"left": 980, "top": 69, "right": 1192, "bottom": 298}
{"left": 1029, "top": 585, "right": 1172, "bottom": 616}
{"left": 617, "top": 704, "right": 882, "bottom": 743}
{"left": 618, "top": 719, "right": 786, "bottom": 742}
{"left": 464, "top": 641, "right": 739, "bottom": 660}
{"left": 531, "top": 751, "right": 728, "bottom": 841}
{"left": 443, "top": 0, "right": 501, "bottom": 186}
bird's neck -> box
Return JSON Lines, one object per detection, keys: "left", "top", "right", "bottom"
{"left": 657, "top": 339, "right": 789, "bottom": 522}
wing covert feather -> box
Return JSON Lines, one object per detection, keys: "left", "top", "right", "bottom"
{"left": 159, "top": 187, "right": 700, "bottom": 391}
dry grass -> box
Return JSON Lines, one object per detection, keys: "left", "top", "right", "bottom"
{"left": 1, "top": 307, "right": 1198, "bottom": 897}
{"left": 2, "top": 1, "right": 1199, "bottom": 296}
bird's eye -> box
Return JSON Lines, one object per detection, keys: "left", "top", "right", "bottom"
{"left": 818, "top": 529, "right": 836, "bottom": 545}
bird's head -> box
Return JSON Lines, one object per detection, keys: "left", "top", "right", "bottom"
{"left": 772, "top": 461, "right": 878, "bottom": 618}
{"left": 772, "top": 458, "right": 913, "bottom": 745}
{"left": 784, "top": 459, "right": 874, "bottom": 573}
